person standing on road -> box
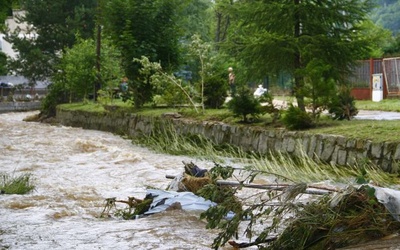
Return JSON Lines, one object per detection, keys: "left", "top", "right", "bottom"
{"left": 120, "top": 77, "right": 128, "bottom": 93}
{"left": 228, "top": 67, "right": 236, "bottom": 96}
{"left": 254, "top": 84, "right": 267, "bottom": 98}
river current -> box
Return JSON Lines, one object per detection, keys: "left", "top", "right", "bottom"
{"left": 4, "top": 111, "right": 400, "bottom": 250}
{"left": 0, "top": 111, "right": 237, "bottom": 250}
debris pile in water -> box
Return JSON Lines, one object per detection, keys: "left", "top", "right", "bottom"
{"left": 101, "top": 162, "right": 400, "bottom": 249}
{"left": 100, "top": 161, "right": 241, "bottom": 219}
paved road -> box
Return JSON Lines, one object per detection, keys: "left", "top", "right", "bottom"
{"left": 271, "top": 99, "right": 400, "bottom": 120}
{"left": 355, "top": 110, "right": 400, "bottom": 120}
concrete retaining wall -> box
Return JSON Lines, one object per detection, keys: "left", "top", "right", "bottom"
{"left": 0, "top": 101, "right": 41, "bottom": 113}
{"left": 56, "top": 108, "right": 400, "bottom": 171}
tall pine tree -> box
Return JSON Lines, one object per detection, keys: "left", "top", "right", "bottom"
{"left": 225, "top": 0, "right": 375, "bottom": 111}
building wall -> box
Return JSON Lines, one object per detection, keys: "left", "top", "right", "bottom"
{"left": 1, "top": 10, "right": 34, "bottom": 59}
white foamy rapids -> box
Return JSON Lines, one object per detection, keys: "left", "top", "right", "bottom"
{"left": 0, "top": 111, "right": 231, "bottom": 250}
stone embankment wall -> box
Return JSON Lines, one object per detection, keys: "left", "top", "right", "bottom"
{"left": 56, "top": 108, "right": 400, "bottom": 172}
{"left": 0, "top": 101, "right": 41, "bottom": 113}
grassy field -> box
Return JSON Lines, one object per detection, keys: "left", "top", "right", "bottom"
{"left": 356, "top": 99, "right": 400, "bottom": 112}
{"left": 58, "top": 97, "right": 400, "bottom": 143}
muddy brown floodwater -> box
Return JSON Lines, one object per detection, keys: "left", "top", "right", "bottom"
{"left": 0, "top": 111, "right": 244, "bottom": 250}
{"left": 2, "top": 111, "right": 400, "bottom": 250}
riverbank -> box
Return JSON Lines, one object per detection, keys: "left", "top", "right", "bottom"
{"left": 55, "top": 106, "right": 400, "bottom": 171}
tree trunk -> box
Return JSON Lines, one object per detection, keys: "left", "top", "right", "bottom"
{"left": 293, "top": 0, "right": 305, "bottom": 111}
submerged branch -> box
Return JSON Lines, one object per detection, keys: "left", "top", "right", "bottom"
{"left": 165, "top": 174, "right": 339, "bottom": 195}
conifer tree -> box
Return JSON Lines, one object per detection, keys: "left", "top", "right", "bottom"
{"left": 225, "top": 0, "right": 375, "bottom": 111}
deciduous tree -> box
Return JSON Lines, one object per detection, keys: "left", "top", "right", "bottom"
{"left": 5, "top": 0, "right": 97, "bottom": 84}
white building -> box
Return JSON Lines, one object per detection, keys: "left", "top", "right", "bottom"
{"left": 1, "top": 10, "right": 34, "bottom": 59}
{"left": 0, "top": 10, "right": 46, "bottom": 87}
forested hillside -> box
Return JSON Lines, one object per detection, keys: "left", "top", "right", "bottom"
{"left": 371, "top": 0, "right": 400, "bottom": 35}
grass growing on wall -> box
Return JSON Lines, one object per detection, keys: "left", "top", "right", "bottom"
{"left": 248, "top": 149, "right": 400, "bottom": 186}
{"left": 132, "top": 119, "right": 245, "bottom": 162}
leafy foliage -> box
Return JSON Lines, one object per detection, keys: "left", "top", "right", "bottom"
{"left": 0, "top": 0, "right": 16, "bottom": 31}
{"left": 5, "top": 0, "right": 97, "bottom": 83}
{"left": 59, "top": 38, "right": 97, "bottom": 101}
{"left": 266, "top": 186, "right": 399, "bottom": 250}
{"left": 178, "top": 0, "right": 213, "bottom": 42}
{"left": 41, "top": 37, "right": 122, "bottom": 117}
{"left": 0, "top": 52, "right": 7, "bottom": 75}
{"left": 187, "top": 34, "right": 229, "bottom": 109}
{"left": 382, "top": 33, "right": 400, "bottom": 57}
{"left": 258, "top": 92, "right": 281, "bottom": 123}
{"left": 370, "top": 0, "right": 400, "bottom": 35}
{"left": 203, "top": 72, "right": 229, "bottom": 109}
{"left": 199, "top": 158, "right": 400, "bottom": 249}
{"left": 299, "top": 59, "right": 336, "bottom": 117}
{"left": 135, "top": 56, "right": 199, "bottom": 112}
{"left": 40, "top": 81, "right": 69, "bottom": 118}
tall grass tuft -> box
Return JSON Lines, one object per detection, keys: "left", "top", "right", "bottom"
{"left": 132, "top": 120, "right": 245, "bottom": 162}
{"left": 0, "top": 173, "right": 35, "bottom": 195}
{"left": 248, "top": 147, "right": 399, "bottom": 186}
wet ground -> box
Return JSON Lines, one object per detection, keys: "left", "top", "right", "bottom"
{"left": 271, "top": 99, "right": 400, "bottom": 120}
{"left": 355, "top": 110, "right": 400, "bottom": 120}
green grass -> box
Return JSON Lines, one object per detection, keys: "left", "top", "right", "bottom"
{"left": 309, "top": 119, "right": 400, "bottom": 143}
{"left": 58, "top": 102, "right": 106, "bottom": 113}
{"left": 356, "top": 99, "right": 400, "bottom": 112}
{"left": 0, "top": 173, "right": 35, "bottom": 195}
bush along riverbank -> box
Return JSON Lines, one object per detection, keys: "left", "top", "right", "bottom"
{"left": 55, "top": 107, "right": 400, "bottom": 172}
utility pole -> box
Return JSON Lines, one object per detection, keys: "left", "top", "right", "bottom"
{"left": 94, "top": 0, "right": 102, "bottom": 101}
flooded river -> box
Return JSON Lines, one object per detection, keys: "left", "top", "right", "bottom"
{"left": 0, "top": 111, "right": 235, "bottom": 250}
{"left": 3, "top": 111, "right": 400, "bottom": 250}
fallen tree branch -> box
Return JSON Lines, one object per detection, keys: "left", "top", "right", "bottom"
{"left": 165, "top": 174, "right": 339, "bottom": 195}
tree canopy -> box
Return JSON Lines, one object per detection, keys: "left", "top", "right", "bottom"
{"left": 371, "top": 0, "right": 400, "bottom": 35}
{"left": 223, "top": 0, "right": 376, "bottom": 111}
{"left": 2, "top": 0, "right": 397, "bottom": 113}
{"left": 5, "top": 0, "right": 97, "bottom": 84}
{"left": 102, "top": 0, "right": 186, "bottom": 108}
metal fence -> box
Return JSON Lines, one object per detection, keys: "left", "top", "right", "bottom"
{"left": 0, "top": 87, "right": 48, "bottom": 101}
{"left": 346, "top": 57, "right": 400, "bottom": 98}
{"left": 383, "top": 57, "right": 400, "bottom": 95}
{"left": 347, "top": 59, "right": 383, "bottom": 88}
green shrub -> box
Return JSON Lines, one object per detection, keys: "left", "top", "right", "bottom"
{"left": 203, "top": 74, "right": 228, "bottom": 109}
{"left": 41, "top": 82, "right": 69, "bottom": 117}
{"left": 328, "top": 86, "right": 358, "bottom": 120}
{"left": 281, "top": 104, "right": 315, "bottom": 130}
{"left": 227, "top": 87, "right": 264, "bottom": 123}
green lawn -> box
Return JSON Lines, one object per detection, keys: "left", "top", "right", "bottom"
{"left": 356, "top": 99, "right": 400, "bottom": 112}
